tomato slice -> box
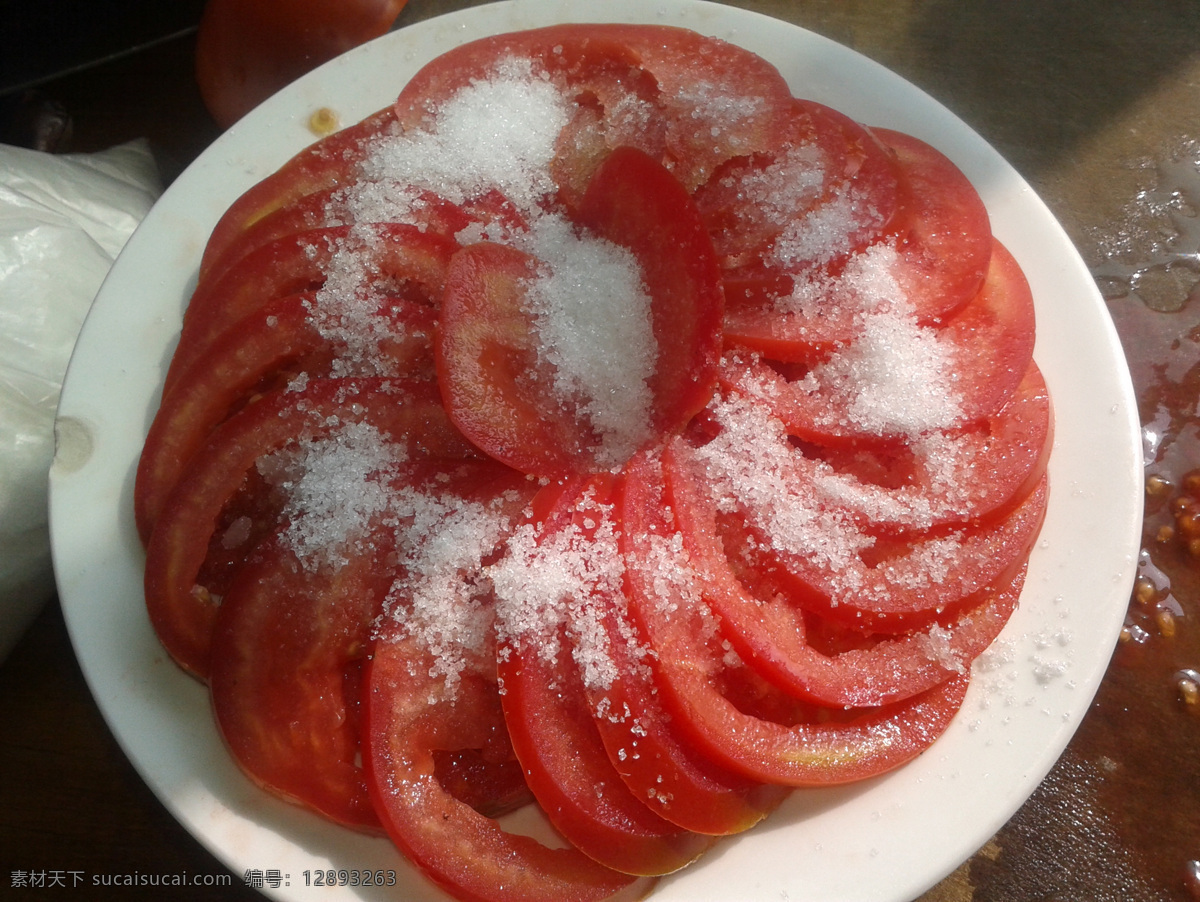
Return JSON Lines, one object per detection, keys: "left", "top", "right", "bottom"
{"left": 169, "top": 222, "right": 456, "bottom": 395}
{"left": 494, "top": 478, "right": 713, "bottom": 874}
{"left": 365, "top": 629, "right": 655, "bottom": 902}
{"left": 618, "top": 451, "right": 969, "bottom": 786}
{"left": 598, "top": 26, "right": 795, "bottom": 191}
{"left": 392, "top": 23, "right": 794, "bottom": 193}
{"left": 135, "top": 292, "right": 436, "bottom": 543}
{"left": 199, "top": 106, "right": 397, "bottom": 279}
{"left": 431, "top": 747, "right": 532, "bottom": 820}
{"left": 577, "top": 146, "right": 724, "bottom": 434}
{"left": 437, "top": 147, "right": 722, "bottom": 477}
{"left": 144, "top": 377, "right": 476, "bottom": 679}
{"left": 663, "top": 437, "right": 1026, "bottom": 705}
{"left": 729, "top": 238, "right": 1037, "bottom": 447}
{"left": 498, "top": 627, "right": 713, "bottom": 875}
{"left": 719, "top": 126, "right": 993, "bottom": 364}
{"left": 714, "top": 359, "right": 1052, "bottom": 536}
{"left": 694, "top": 98, "right": 900, "bottom": 275}
{"left": 876, "top": 127, "right": 993, "bottom": 321}
{"left": 201, "top": 186, "right": 528, "bottom": 295}
{"left": 563, "top": 482, "right": 788, "bottom": 835}
{"left": 745, "top": 473, "right": 1048, "bottom": 633}
{"left": 208, "top": 533, "right": 390, "bottom": 829}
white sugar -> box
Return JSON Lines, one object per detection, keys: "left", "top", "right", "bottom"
{"left": 385, "top": 486, "right": 516, "bottom": 695}
{"left": 794, "top": 244, "right": 964, "bottom": 437}
{"left": 306, "top": 224, "right": 412, "bottom": 378}
{"left": 676, "top": 80, "right": 766, "bottom": 154}
{"left": 771, "top": 186, "right": 882, "bottom": 269}
{"left": 917, "top": 623, "right": 967, "bottom": 674}
{"left": 262, "top": 420, "right": 402, "bottom": 570}
{"left": 487, "top": 490, "right": 630, "bottom": 692}
{"left": 360, "top": 56, "right": 569, "bottom": 213}
{"left": 739, "top": 144, "right": 827, "bottom": 226}
{"left": 693, "top": 393, "right": 874, "bottom": 586}
{"left": 519, "top": 214, "right": 656, "bottom": 467}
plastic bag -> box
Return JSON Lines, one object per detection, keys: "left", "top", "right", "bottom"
{"left": 0, "top": 139, "right": 161, "bottom": 662}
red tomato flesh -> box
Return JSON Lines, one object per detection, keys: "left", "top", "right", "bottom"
{"left": 436, "top": 147, "right": 723, "bottom": 477}
{"left": 199, "top": 106, "right": 397, "bottom": 278}
{"left": 135, "top": 292, "right": 436, "bottom": 543}
{"left": 209, "top": 534, "right": 390, "bottom": 829}
{"left": 365, "top": 629, "right": 655, "bottom": 902}
{"left": 169, "top": 223, "right": 455, "bottom": 395}
{"left": 144, "top": 377, "right": 475, "bottom": 678}
{"left": 618, "top": 451, "right": 970, "bottom": 785}
{"left": 733, "top": 239, "right": 1036, "bottom": 448}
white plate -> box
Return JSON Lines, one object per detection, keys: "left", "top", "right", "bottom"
{"left": 49, "top": 1, "right": 1142, "bottom": 900}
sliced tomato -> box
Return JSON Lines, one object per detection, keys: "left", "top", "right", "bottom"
{"left": 365, "top": 629, "right": 655, "bottom": 902}
{"left": 208, "top": 533, "right": 390, "bottom": 829}
{"left": 577, "top": 146, "right": 724, "bottom": 435}
{"left": 431, "top": 747, "right": 532, "bottom": 820}
{"left": 715, "top": 359, "right": 1052, "bottom": 537}
{"left": 595, "top": 26, "right": 795, "bottom": 192}
{"left": 728, "top": 239, "right": 1037, "bottom": 447}
{"left": 719, "top": 125, "right": 992, "bottom": 364}
{"left": 200, "top": 186, "right": 528, "bottom": 295}
{"left": 875, "top": 127, "right": 993, "bottom": 322}
{"left": 435, "top": 241, "right": 583, "bottom": 474}
{"left": 199, "top": 106, "right": 397, "bottom": 279}
{"left": 618, "top": 451, "right": 969, "bottom": 785}
{"left": 695, "top": 98, "right": 900, "bottom": 274}
{"left": 144, "top": 377, "right": 476, "bottom": 679}
{"left": 747, "top": 473, "right": 1047, "bottom": 633}
{"left": 558, "top": 482, "right": 788, "bottom": 835}
{"left": 135, "top": 292, "right": 436, "bottom": 544}
{"left": 392, "top": 23, "right": 793, "bottom": 204}
{"left": 169, "top": 222, "right": 456, "bottom": 395}
{"left": 499, "top": 627, "right": 713, "bottom": 875}
{"left": 437, "top": 147, "right": 722, "bottom": 477}
{"left": 495, "top": 477, "right": 713, "bottom": 874}
{"left": 663, "top": 438, "right": 1026, "bottom": 705}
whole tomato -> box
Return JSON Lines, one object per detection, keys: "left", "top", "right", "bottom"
{"left": 195, "top": 0, "right": 409, "bottom": 127}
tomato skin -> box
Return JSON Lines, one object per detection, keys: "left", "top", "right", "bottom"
{"left": 195, "top": 0, "right": 409, "bottom": 127}
{"left": 364, "top": 629, "right": 656, "bottom": 902}
{"left": 582, "top": 568, "right": 787, "bottom": 834}
{"left": 209, "top": 535, "right": 390, "bottom": 830}
{"left": 876, "top": 127, "right": 993, "bottom": 322}
{"left": 498, "top": 631, "right": 713, "bottom": 876}
{"left": 618, "top": 451, "right": 969, "bottom": 786}
{"left": 752, "top": 475, "right": 1048, "bottom": 633}
{"left": 717, "top": 360, "right": 1053, "bottom": 538}
{"left": 695, "top": 99, "right": 900, "bottom": 276}
{"left": 719, "top": 123, "right": 992, "bottom": 365}
{"left": 495, "top": 478, "right": 713, "bottom": 875}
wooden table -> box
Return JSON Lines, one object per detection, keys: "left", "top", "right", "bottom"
{"left": 2, "top": 2, "right": 1198, "bottom": 899}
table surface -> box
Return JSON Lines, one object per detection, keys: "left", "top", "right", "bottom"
{"left": 2, "top": 1, "right": 1199, "bottom": 900}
